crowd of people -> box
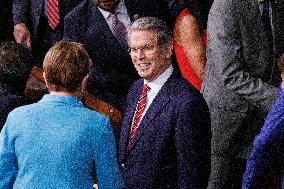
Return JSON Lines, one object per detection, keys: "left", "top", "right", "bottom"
{"left": 0, "top": 0, "right": 284, "bottom": 188}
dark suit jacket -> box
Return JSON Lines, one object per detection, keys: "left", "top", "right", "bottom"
{"left": 0, "top": 91, "right": 28, "bottom": 130}
{"left": 12, "top": 0, "right": 82, "bottom": 36}
{"left": 63, "top": 0, "right": 139, "bottom": 109}
{"left": 63, "top": 0, "right": 174, "bottom": 109}
{"left": 118, "top": 70, "right": 211, "bottom": 188}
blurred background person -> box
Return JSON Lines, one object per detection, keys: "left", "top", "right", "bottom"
{"left": 0, "top": 41, "right": 124, "bottom": 189}
{"left": 0, "top": 41, "right": 32, "bottom": 130}
{"left": 12, "top": 0, "right": 82, "bottom": 66}
{"left": 242, "top": 53, "right": 284, "bottom": 189}
{"left": 173, "top": 0, "right": 211, "bottom": 90}
{"left": 202, "top": 0, "right": 284, "bottom": 188}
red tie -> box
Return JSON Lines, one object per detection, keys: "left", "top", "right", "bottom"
{"left": 128, "top": 84, "right": 150, "bottom": 147}
{"left": 47, "top": 0, "right": 60, "bottom": 29}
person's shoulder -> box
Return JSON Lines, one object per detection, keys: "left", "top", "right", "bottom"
{"left": 127, "top": 78, "right": 144, "bottom": 94}
{"left": 8, "top": 100, "right": 38, "bottom": 115}
{"left": 80, "top": 107, "right": 109, "bottom": 122}
{"left": 65, "top": 0, "right": 90, "bottom": 20}
{"left": 210, "top": 0, "right": 241, "bottom": 13}
{"left": 170, "top": 74, "right": 203, "bottom": 100}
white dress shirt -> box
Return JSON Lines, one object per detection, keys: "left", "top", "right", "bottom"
{"left": 139, "top": 65, "right": 174, "bottom": 123}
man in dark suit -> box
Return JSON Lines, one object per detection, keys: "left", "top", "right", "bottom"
{"left": 118, "top": 17, "right": 211, "bottom": 188}
{"left": 12, "top": 0, "right": 82, "bottom": 66}
{"left": 202, "top": 0, "right": 284, "bottom": 188}
{"left": 63, "top": 0, "right": 173, "bottom": 110}
{"left": 0, "top": 41, "right": 32, "bottom": 130}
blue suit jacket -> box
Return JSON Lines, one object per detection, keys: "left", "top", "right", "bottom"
{"left": 118, "top": 70, "right": 211, "bottom": 188}
{"left": 0, "top": 94, "right": 124, "bottom": 189}
{"left": 242, "top": 87, "right": 284, "bottom": 189}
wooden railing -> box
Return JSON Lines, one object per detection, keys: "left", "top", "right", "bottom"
{"left": 25, "top": 66, "right": 122, "bottom": 129}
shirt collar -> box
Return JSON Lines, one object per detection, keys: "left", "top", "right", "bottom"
{"left": 144, "top": 65, "right": 173, "bottom": 90}
{"left": 97, "top": 0, "right": 127, "bottom": 20}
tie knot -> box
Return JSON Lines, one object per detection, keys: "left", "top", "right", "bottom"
{"left": 142, "top": 84, "right": 150, "bottom": 94}
{"left": 109, "top": 12, "right": 118, "bottom": 20}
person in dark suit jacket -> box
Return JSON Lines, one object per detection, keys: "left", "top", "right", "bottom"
{"left": 63, "top": 0, "right": 173, "bottom": 110}
{"left": 0, "top": 41, "right": 32, "bottom": 130}
{"left": 118, "top": 17, "right": 211, "bottom": 188}
{"left": 202, "top": 0, "right": 284, "bottom": 188}
{"left": 12, "top": 0, "right": 82, "bottom": 66}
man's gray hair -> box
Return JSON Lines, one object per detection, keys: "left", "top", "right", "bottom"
{"left": 128, "top": 17, "right": 173, "bottom": 46}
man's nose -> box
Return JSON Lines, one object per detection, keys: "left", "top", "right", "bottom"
{"left": 137, "top": 49, "right": 146, "bottom": 59}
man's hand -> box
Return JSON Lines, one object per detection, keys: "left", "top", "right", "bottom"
{"left": 13, "top": 23, "right": 31, "bottom": 48}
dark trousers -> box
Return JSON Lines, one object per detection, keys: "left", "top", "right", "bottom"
{"left": 32, "top": 17, "right": 63, "bottom": 67}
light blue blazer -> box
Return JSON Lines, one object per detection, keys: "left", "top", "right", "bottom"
{"left": 0, "top": 94, "right": 124, "bottom": 189}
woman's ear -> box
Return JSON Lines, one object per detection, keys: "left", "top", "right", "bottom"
{"left": 43, "top": 72, "right": 49, "bottom": 89}
{"left": 81, "top": 74, "right": 89, "bottom": 92}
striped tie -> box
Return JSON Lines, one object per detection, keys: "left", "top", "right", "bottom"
{"left": 47, "top": 0, "right": 60, "bottom": 30}
{"left": 109, "top": 12, "right": 128, "bottom": 48}
{"left": 128, "top": 84, "right": 150, "bottom": 148}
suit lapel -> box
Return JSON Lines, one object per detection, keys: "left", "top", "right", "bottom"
{"left": 88, "top": 2, "right": 124, "bottom": 49}
{"left": 127, "top": 93, "right": 170, "bottom": 151}
{"left": 127, "top": 77, "right": 174, "bottom": 152}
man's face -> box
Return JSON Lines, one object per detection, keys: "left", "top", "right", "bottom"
{"left": 94, "top": 0, "right": 119, "bottom": 12}
{"left": 129, "top": 30, "right": 172, "bottom": 82}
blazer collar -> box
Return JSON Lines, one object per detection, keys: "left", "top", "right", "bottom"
{"left": 39, "top": 94, "right": 83, "bottom": 107}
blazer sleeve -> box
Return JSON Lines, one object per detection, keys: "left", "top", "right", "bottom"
{"left": 242, "top": 113, "right": 284, "bottom": 188}
{"left": 94, "top": 118, "right": 125, "bottom": 189}
{"left": 0, "top": 116, "right": 17, "bottom": 188}
{"left": 207, "top": 0, "right": 277, "bottom": 111}
{"left": 175, "top": 98, "right": 211, "bottom": 189}
{"left": 12, "top": 0, "right": 30, "bottom": 24}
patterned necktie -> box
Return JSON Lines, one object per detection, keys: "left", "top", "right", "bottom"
{"left": 128, "top": 84, "right": 150, "bottom": 148}
{"left": 109, "top": 12, "right": 128, "bottom": 48}
{"left": 47, "top": 0, "right": 60, "bottom": 29}
{"left": 261, "top": 0, "right": 273, "bottom": 52}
